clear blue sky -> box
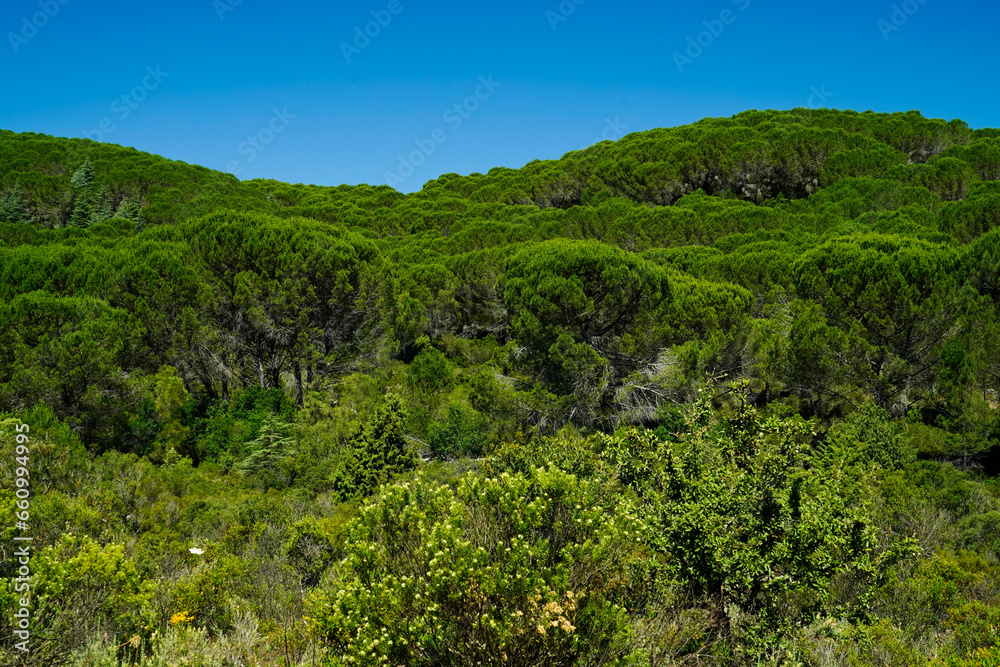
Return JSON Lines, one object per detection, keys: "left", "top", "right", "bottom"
{"left": 2, "top": 0, "right": 997, "bottom": 193}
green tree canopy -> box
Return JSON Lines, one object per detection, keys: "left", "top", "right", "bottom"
{"left": 504, "top": 239, "right": 670, "bottom": 425}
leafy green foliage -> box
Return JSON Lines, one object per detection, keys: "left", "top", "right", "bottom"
{"left": 824, "top": 401, "right": 916, "bottom": 470}
{"left": 426, "top": 405, "right": 487, "bottom": 460}
{"left": 604, "top": 391, "right": 916, "bottom": 642}
{"left": 308, "top": 466, "right": 642, "bottom": 666}
{"left": 284, "top": 517, "right": 334, "bottom": 588}
{"left": 505, "top": 239, "right": 670, "bottom": 426}
{"left": 1, "top": 108, "right": 999, "bottom": 664}
{"left": 332, "top": 394, "right": 416, "bottom": 501}
{"left": 405, "top": 337, "right": 455, "bottom": 393}
{"left": 5, "top": 533, "right": 156, "bottom": 664}
{"left": 237, "top": 415, "right": 296, "bottom": 488}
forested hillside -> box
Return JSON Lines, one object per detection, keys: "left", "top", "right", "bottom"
{"left": 2, "top": 108, "right": 999, "bottom": 666}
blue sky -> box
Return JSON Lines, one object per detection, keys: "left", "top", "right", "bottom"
{"left": 1, "top": 0, "right": 997, "bottom": 193}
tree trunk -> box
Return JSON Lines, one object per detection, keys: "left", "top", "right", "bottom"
{"left": 294, "top": 362, "right": 304, "bottom": 407}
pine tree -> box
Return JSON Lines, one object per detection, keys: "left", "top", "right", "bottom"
{"left": 70, "top": 189, "right": 93, "bottom": 228}
{"left": 1, "top": 181, "right": 27, "bottom": 222}
{"left": 332, "top": 394, "right": 414, "bottom": 501}
{"left": 116, "top": 196, "right": 139, "bottom": 220}
{"left": 91, "top": 186, "right": 113, "bottom": 225}
{"left": 238, "top": 415, "right": 296, "bottom": 476}
{"left": 112, "top": 195, "right": 145, "bottom": 232}
{"left": 70, "top": 160, "right": 95, "bottom": 189}
{"left": 69, "top": 160, "right": 96, "bottom": 228}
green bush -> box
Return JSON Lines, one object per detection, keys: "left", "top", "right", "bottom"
{"left": 1, "top": 533, "right": 156, "bottom": 665}
{"left": 604, "top": 390, "right": 917, "bottom": 646}
{"left": 284, "top": 517, "right": 334, "bottom": 588}
{"left": 308, "top": 467, "right": 645, "bottom": 666}
{"left": 331, "top": 394, "right": 416, "bottom": 501}
{"left": 426, "top": 405, "right": 488, "bottom": 460}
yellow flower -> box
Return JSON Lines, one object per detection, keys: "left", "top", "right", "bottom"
{"left": 170, "top": 611, "right": 194, "bottom": 626}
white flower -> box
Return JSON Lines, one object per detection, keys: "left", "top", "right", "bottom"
{"left": 189, "top": 547, "right": 204, "bottom": 555}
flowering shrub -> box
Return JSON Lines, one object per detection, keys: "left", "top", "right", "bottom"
{"left": 8, "top": 533, "right": 156, "bottom": 664}
{"left": 307, "top": 467, "right": 645, "bottom": 666}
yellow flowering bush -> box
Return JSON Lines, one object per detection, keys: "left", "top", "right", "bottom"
{"left": 9, "top": 532, "right": 156, "bottom": 664}
{"left": 307, "top": 467, "right": 644, "bottom": 666}
{"left": 170, "top": 611, "right": 194, "bottom": 626}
